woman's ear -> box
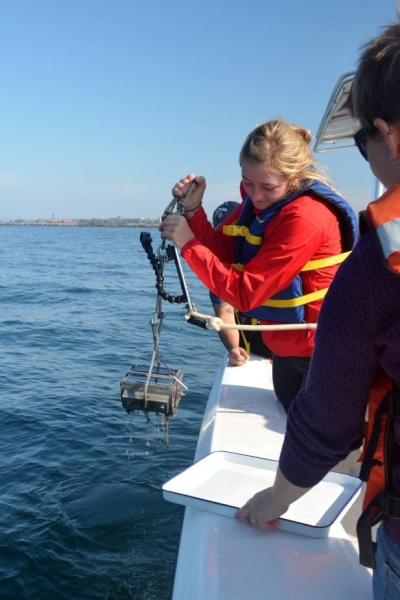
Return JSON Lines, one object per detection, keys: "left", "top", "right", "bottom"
{"left": 374, "top": 118, "right": 400, "bottom": 160}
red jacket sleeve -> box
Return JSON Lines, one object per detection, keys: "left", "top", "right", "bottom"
{"left": 186, "top": 204, "right": 242, "bottom": 263}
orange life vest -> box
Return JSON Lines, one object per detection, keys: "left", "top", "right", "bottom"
{"left": 356, "top": 184, "right": 400, "bottom": 568}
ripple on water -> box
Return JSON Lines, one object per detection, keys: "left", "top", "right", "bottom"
{"left": 0, "top": 226, "right": 221, "bottom": 599}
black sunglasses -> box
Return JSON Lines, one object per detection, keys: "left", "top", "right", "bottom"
{"left": 354, "top": 126, "right": 371, "bottom": 161}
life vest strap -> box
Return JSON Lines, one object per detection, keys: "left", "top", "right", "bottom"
{"left": 359, "top": 390, "right": 400, "bottom": 483}
{"left": 388, "top": 391, "right": 400, "bottom": 418}
{"left": 236, "top": 315, "right": 259, "bottom": 326}
{"left": 235, "top": 312, "right": 258, "bottom": 354}
{"left": 359, "top": 393, "right": 391, "bottom": 482}
{"left": 232, "top": 253, "right": 352, "bottom": 275}
{"left": 357, "top": 494, "right": 382, "bottom": 569}
{"left": 301, "top": 251, "right": 351, "bottom": 271}
{"left": 263, "top": 287, "right": 328, "bottom": 308}
{"left": 381, "top": 490, "right": 400, "bottom": 518}
{"left": 357, "top": 490, "right": 400, "bottom": 569}
{"left": 222, "top": 224, "right": 262, "bottom": 246}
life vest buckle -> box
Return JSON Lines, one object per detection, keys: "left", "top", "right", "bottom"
{"left": 380, "top": 491, "right": 400, "bottom": 519}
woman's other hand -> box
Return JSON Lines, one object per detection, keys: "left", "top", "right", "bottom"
{"left": 235, "top": 469, "right": 310, "bottom": 530}
{"left": 159, "top": 214, "right": 195, "bottom": 249}
{"left": 228, "top": 347, "right": 249, "bottom": 366}
{"left": 234, "top": 487, "right": 287, "bottom": 530}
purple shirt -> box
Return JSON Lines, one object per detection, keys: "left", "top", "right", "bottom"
{"left": 280, "top": 227, "right": 400, "bottom": 543}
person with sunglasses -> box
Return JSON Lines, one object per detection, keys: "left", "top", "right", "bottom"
{"left": 160, "top": 118, "right": 358, "bottom": 412}
{"left": 235, "top": 22, "right": 400, "bottom": 599}
{"left": 354, "top": 125, "right": 371, "bottom": 161}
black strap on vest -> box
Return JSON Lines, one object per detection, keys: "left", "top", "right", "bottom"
{"left": 357, "top": 389, "right": 400, "bottom": 568}
{"left": 359, "top": 392, "right": 393, "bottom": 483}
{"left": 357, "top": 490, "right": 400, "bottom": 568}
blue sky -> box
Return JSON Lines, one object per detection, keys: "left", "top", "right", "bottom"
{"left": 0, "top": 0, "right": 398, "bottom": 220}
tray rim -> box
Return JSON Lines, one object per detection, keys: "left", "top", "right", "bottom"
{"left": 162, "top": 450, "right": 363, "bottom": 533}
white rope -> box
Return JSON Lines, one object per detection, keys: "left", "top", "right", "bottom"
{"left": 185, "top": 309, "right": 317, "bottom": 331}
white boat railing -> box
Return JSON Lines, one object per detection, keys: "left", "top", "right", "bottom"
{"left": 168, "top": 357, "right": 372, "bottom": 600}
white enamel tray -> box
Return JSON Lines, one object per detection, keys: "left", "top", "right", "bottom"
{"left": 162, "top": 451, "right": 363, "bottom": 538}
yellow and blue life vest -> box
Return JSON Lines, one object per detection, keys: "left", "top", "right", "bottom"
{"left": 222, "top": 181, "right": 358, "bottom": 323}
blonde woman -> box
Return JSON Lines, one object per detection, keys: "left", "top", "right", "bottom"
{"left": 160, "top": 118, "right": 357, "bottom": 411}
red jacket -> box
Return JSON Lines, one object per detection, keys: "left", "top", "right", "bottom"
{"left": 181, "top": 193, "right": 345, "bottom": 357}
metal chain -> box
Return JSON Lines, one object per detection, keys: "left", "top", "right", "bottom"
{"left": 140, "top": 232, "right": 188, "bottom": 304}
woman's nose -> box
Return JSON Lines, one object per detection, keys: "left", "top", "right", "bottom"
{"left": 251, "top": 186, "right": 263, "bottom": 201}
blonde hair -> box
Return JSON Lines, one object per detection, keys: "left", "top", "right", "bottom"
{"left": 239, "top": 118, "right": 335, "bottom": 192}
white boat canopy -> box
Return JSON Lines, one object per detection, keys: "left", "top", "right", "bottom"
{"left": 314, "top": 70, "right": 384, "bottom": 199}
{"left": 313, "top": 71, "right": 359, "bottom": 153}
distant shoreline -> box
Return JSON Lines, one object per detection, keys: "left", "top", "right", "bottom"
{"left": 0, "top": 222, "right": 160, "bottom": 228}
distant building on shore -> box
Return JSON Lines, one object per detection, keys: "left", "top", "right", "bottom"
{"left": 0, "top": 217, "right": 160, "bottom": 227}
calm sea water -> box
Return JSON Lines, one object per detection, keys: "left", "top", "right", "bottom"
{"left": 0, "top": 225, "right": 223, "bottom": 600}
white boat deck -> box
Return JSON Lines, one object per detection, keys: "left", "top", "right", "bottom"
{"left": 170, "top": 356, "right": 372, "bottom": 599}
